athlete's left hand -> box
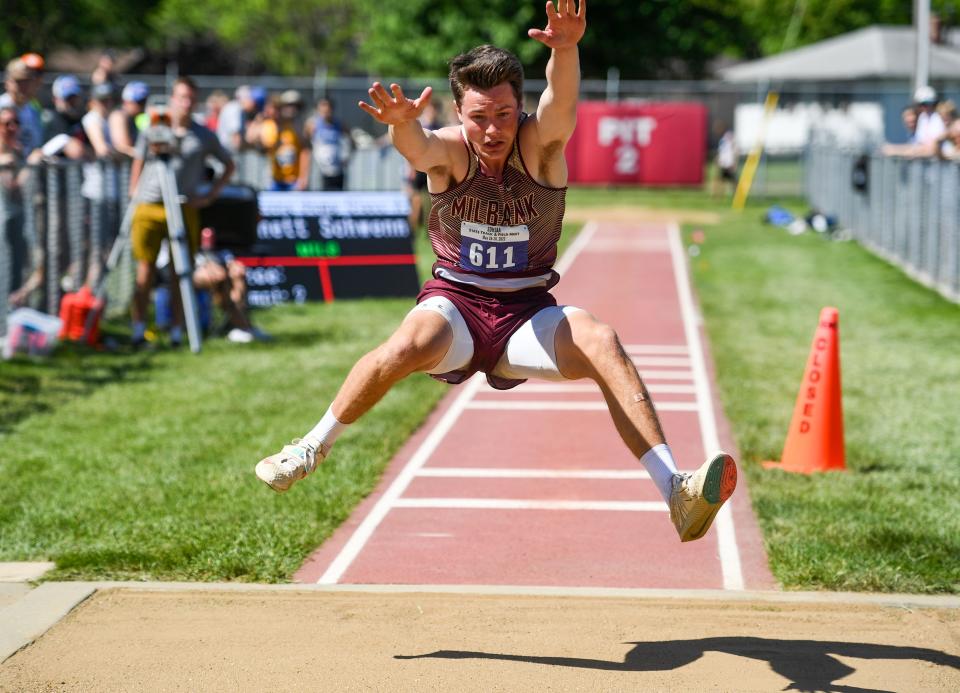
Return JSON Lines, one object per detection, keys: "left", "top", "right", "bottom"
{"left": 528, "top": 0, "right": 586, "bottom": 49}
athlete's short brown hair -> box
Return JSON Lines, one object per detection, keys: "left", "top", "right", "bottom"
{"left": 449, "top": 45, "right": 524, "bottom": 107}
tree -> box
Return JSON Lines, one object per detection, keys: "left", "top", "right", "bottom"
{"left": 738, "top": 0, "right": 941, "bottom": 56}
{"left": 354, "top": 0, "right": 756, "bottom": 80}
{"left": 355, "top": 0, "right": 541, "bottom": 77}
{"left": 149, "top": 0, "right": 361, "bottom": 75}
{"left": 577, "top": 0, "right": 757, "bottom": 78}
{"left": 1, "top": 0, "right": 161, "bottom": 60}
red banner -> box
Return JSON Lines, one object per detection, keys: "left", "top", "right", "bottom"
{"left": 566, "top": 101, "right": 707, "bottom": 185}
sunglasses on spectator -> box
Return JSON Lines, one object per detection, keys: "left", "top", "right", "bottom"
{"left": 1, "top": 119, "right": 19, "bottom": 129}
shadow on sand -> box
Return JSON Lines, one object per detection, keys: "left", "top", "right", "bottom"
{"left": 396, "top": 636, "right": 960, "bottom": 693}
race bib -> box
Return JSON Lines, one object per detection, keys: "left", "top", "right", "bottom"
{"left": 459, "top": 221, "right": 529, "bottom": 274}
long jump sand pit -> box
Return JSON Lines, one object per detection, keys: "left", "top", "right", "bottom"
{"left": 2, "top": 588, "right": 958, "bottom": 691}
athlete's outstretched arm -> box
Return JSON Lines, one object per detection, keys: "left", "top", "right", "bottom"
{"left": 529, "top": 0, "right": 586, "bottom": 146}
{"left": 358, "top": 83, "right": 449, "bottom": 173}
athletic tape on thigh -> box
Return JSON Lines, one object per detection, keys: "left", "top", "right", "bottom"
{"left": 492, "top": 305, "right": 583, "bottom": 381}
{"left": 408, "top": 296, "right": 475, "bottom": 374}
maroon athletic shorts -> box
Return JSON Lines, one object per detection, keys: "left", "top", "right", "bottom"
{"left": 416, "top": 277, "right": 558, "bottom": 390}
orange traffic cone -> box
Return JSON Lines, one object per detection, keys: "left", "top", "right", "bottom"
{"left": 763, "top": 307, "right": 845, "bottom": 473}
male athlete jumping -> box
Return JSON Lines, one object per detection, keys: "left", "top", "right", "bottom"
{"left": 256, "top": 0, "right": 737, "bottom": 542}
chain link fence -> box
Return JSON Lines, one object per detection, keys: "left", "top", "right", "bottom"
{"left": 806, "top": 135, "right": 960, "bottom": 303}
{"left": 0, "top": 147, "right": 407, "bottom": 337}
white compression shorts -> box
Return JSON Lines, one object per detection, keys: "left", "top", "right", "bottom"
{"left": 408, "top": 295, "right": 583, "bottom": 381}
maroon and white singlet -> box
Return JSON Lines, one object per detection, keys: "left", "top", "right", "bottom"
{"left": 427, "top": 114, "right": 567, "bottom": 291}
{"left": 417, "top": 114, "right": 569, "bottom": 388}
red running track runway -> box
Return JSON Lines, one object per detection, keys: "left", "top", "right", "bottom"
{"left": 296, "top": 221, "right": 775, "bottom": 591}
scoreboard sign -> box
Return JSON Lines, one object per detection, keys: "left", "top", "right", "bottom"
{"left": 237, "top": 191, "right": 420, "bottom": 306}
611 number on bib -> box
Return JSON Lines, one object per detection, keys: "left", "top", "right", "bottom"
{"left": 459, "top": 222, "right": 529, "bottom": 274}
{"left": 468, "top": 243, "right": 517, "bottom": 270}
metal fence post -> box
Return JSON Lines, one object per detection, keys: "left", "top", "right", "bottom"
{"left": 45, "top": 164, "right": 61, "bottom": 316}
{"left": 883, "top": 157, "right": 897, "bottom": 260}
{"left": 0, "top": 178, "right": 10, "bottom": 336}
{"left": 89, "top": 162, "right": 104, "bottom": 288}
{"left": 868, "top": 154, "right": 882, "bottom": 253}
{"left": 65, "top": 162, "right": 85, "bottom": 292}
{"left": 945, "top": 162, "right": 960, "bottom": 299}
{"left": 925, "top": 160, "right": 941, "bottom": 286}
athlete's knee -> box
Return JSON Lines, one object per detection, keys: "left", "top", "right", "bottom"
{"left": 375, "top": 323, "right": 452, "bottom": 377}
{"left": 575, "top": 317, "right": 621, "bottom": 361}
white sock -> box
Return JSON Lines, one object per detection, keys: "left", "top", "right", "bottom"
{"left": 304, "top": 406, "right": 349, "bottom": 454}
{"left": 640, "top": 443, "right": 681, "bottom": 503}
{"left": 132, "top": 321, "right": 146, "bottom": 341}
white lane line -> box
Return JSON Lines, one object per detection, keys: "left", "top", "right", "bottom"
{"left": 317, "top": 375, "right": 484, "bottom": 584}
{"left": 582, "top": 239, "right": 671, "bottom": 252}
{"left": 668, "top": 223, "right": 744, "bottom": 591}
{"left": 465, "top": 400, "right": 700, "bottom": 412}
{"left": 416, "top": 468, "right": 652, "bottom": 479}
{"left": 554, "top": 221, "right": 599, "bottom": 275}
{"left": 480, "top": 383, "right": 698, "bottom": 394}
{"left": 624, "top": 344, "right": 690, "bottom": 355}
{"left": 630, "top": 356, "right": 692, "bottom": 367}
{"left": 394, "top": 498, "right": 666, "bottom": 512}
{"left": 317, "top": 221, "right": 600, "bottom": 585}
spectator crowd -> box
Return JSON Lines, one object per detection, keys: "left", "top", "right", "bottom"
{"left": 1, "top": 52, "right": 364, "bottom": 346}
{"left": 882, "top": 85, "right": 960, "bottom": 161}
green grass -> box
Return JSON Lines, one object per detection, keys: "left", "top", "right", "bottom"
{"left": 570, "top": 185, "right": 960, "bottom": 593}
{"left": 687, "top": 209, "right": 960, "bottom": 594}
{"left": 565, "top": 184, "right": 749, "bottom": 210}
{"left": 4, "top": 184, "right": 957, "bottom": 592}
{"left": 0, "top": 299, "right": 448, "bottom": 581}
{"left": 0, "top": 217, "right": 581, "bottom": 582}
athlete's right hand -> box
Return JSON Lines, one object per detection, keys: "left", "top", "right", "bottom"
{"left": 358, "top": 83, "right": 432, "bottom": 125}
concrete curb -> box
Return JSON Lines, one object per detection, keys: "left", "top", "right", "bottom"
{"left": 3, "top": 581, "right": 957, "bottom": 664}
{"left": 0, "top": 583, "right": 96, "bottom": 663}
{"left": 93, "top": 582, "right": 960, "bottom": 608}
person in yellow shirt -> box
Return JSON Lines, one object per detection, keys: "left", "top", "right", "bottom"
{"left": 260, "top": 90, "right": 311, "bottom": 191}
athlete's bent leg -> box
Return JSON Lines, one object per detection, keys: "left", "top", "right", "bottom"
{"left": 551, "top": 310, "right": 737, "bottom": 542}
{"left": 493, "top": 306, "right": 680, "bottom": 498}
{"left": 331, "top": 309, "right": 454, "bottom": 423}
{"left": 256, "top": 302, "right": 469, "bottom": 493}
{"left": 553, "top": 310, "right": 668, "bottom": 458}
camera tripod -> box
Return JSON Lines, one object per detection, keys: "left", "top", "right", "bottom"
{"left": 93, "top": 155, "right": 203, "bottom": 353}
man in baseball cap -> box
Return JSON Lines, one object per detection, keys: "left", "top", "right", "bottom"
{"left": 913, "top": 85, "right": 945, "bottom": 146}
{"left": 122, "top": 81, "right": 150, "bottom": 105}
{"left": 111, "top": 81, "right": 151, "bottom": 157}
{"left": 217, "top": 84, "right": 265, "bottom": 152}
{"left": 42, "top": 74, "right": 86, "bottom": 159}
{"left": 52, "top": 74, "right": 83, "bottom": 100}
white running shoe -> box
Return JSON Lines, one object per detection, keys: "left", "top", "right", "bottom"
{"left": 227, "top": 328, "right": 255, "bottom": 344}
{"left": 255, "top": 438, "right": 326, "bottom": 492}
{"left": 669, "top": 452, "right": 738, "bottom": 543}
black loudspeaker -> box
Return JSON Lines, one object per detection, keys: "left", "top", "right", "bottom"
{"left": 851, "top": 154, "right": 869, "bottom": 195}
{"left": 200, "top": 185, "right": 259, "bottom": 251}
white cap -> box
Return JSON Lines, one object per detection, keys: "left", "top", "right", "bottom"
{"left": 914, "top": 85, "right": 937, "bottom": 104}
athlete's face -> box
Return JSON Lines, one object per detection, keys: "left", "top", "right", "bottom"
{"left": 456, "top": 83, "right": 520, "bottom": 162}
